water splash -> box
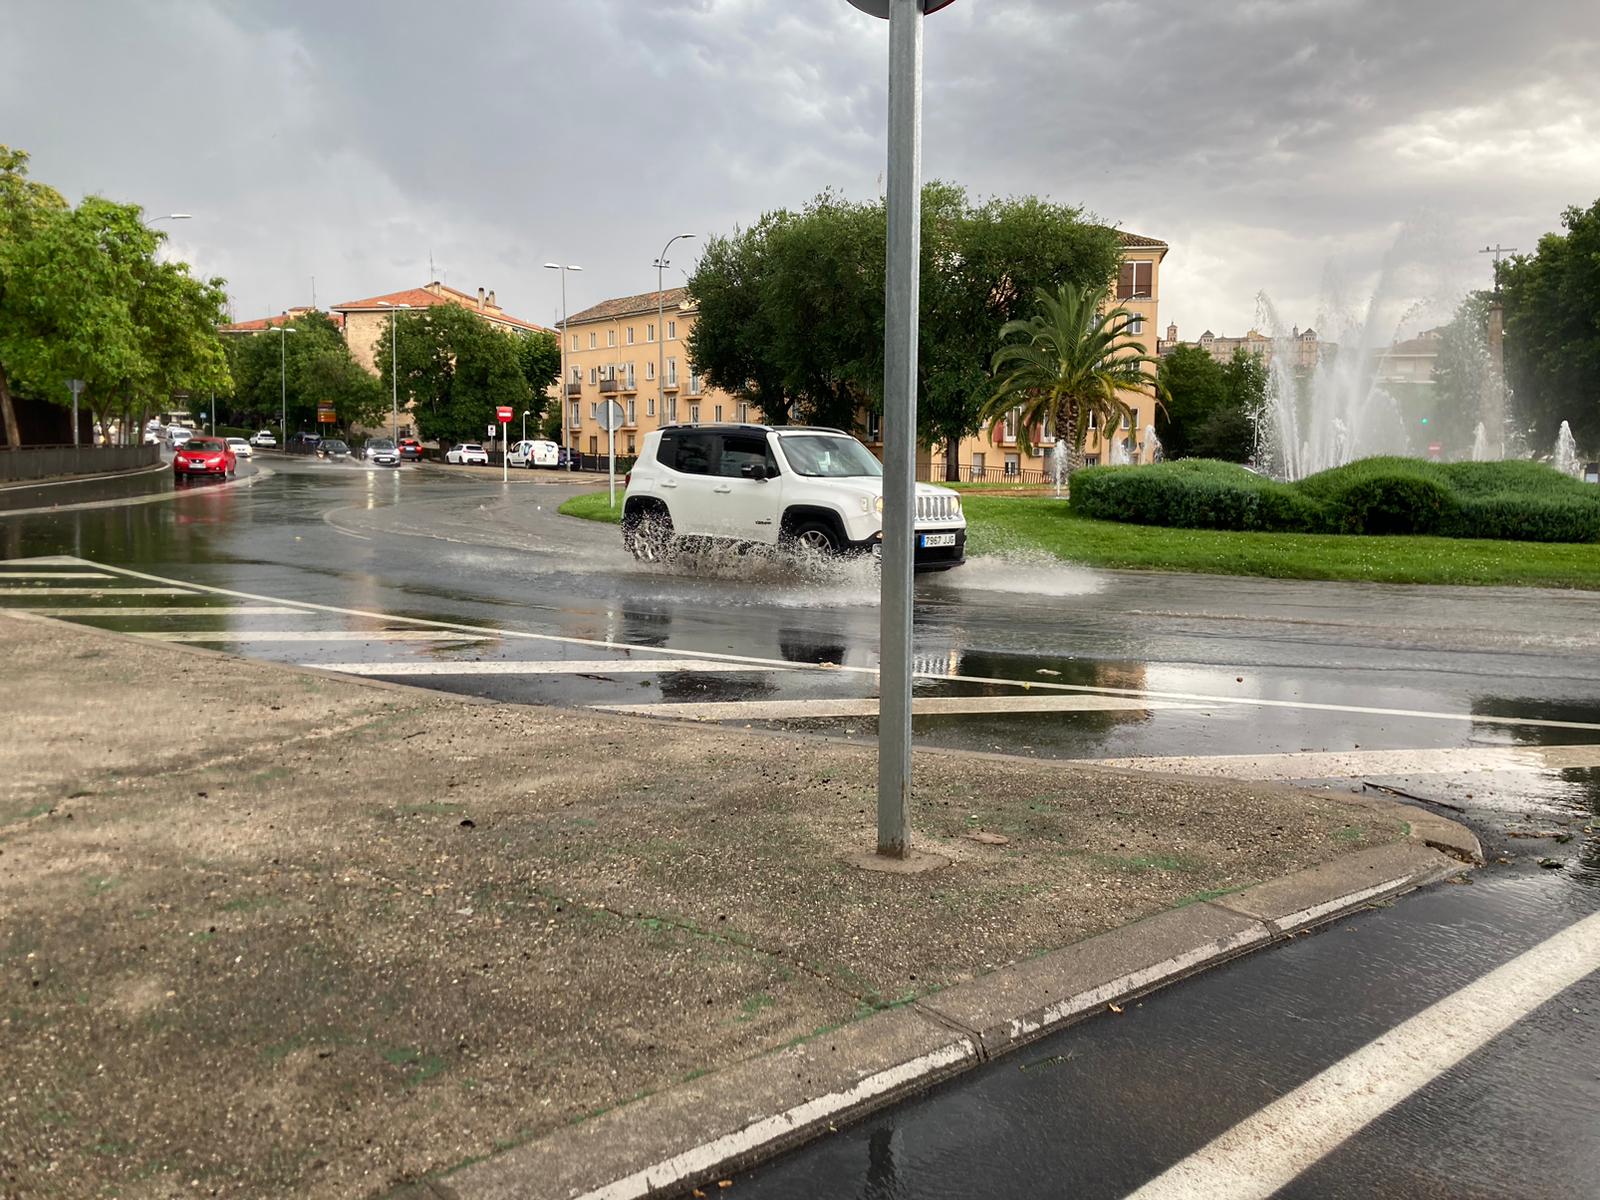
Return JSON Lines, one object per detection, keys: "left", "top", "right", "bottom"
{"left": 1554, "top": 421, "right": 1581, "bottom": 477}
{"left": 1471, "top": 421, "right": 1492, "bottom": 462}
{"left": 1144, "top": 424, "right": 1163, "bottom": 464}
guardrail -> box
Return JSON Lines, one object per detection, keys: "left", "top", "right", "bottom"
{"left": 0, "top": 444, "right": 161, "bottom": 484}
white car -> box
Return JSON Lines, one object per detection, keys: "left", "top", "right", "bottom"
{"left": 621, "top": 424, "right": 966, "bottom": 570}
{"left": 507, "top": 439, "right": 561, "bottom": 468}
{"left": 445, "top": 443, "right": 490, "bottom": 466}
{"left": 248, "top": 430, "right": 278, "bottom": 448}
{"left": 165, "top": 425, "right": 194, "bottom": 448}
{"left": 226, "top": 437, "right": 253, "bottom": 459}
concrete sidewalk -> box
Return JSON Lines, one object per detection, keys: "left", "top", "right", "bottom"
{"left": 0, "top": 613, "right": 1470, "bottom": 1199}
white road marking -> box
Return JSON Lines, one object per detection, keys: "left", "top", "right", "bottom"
{"left": 1122, "top": 909, "right": 1600, "bottom": 1200}
{"left": 1090, "top": 744, "right": 1600, "bottom": 780}
{"left": 596, "top": 695, "right": 1200, "bottom": 721}
{"left": 36, "top": 558, "right": 1600, "bottom": 734}
{"left": 0, "top": 586, "right": 195, "bottom": 596}
{"left": 136, "top": 630, "right": 489, "bottom": 643}
{"left": 0, "top": 579, "right": 116, "bottom": 588}
{"left": 306, "top": 658, "right": 778, "bottom": 676}
{"left": 16, "top": 606, "right": 307, "bottom": 617}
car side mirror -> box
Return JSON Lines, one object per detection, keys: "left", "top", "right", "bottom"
{"left": 741, "top": 463, "right": 767, "bottom": 481}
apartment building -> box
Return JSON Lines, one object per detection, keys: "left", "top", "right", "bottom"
{"left": 557, "top": 287, "right": 744, "bottom": 459}
{"left": 332, "top": 281, "right": 549, "bottom": 374}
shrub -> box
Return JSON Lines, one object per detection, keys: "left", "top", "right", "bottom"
{"left": 1070, "top": 456, "right": 1600, "bottom": 543}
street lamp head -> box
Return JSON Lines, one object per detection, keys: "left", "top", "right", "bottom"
{"left": 544, "top": 263, "right": 581, "bottom": 272}
{"left": 167, "top": 213, "right": 192, "bottom": 220}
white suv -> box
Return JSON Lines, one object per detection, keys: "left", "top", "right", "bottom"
{"left": 621, "top": 424, "right": 966, "bottom": 570}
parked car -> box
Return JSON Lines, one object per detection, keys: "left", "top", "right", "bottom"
{"left": 225, "top": 436, "right": 253, "bottom": 459}
{"left": 248, "top": 430, "right": 278, "bottom": 448}
{"left": 165, "top": 425, "right": 195, "bottom": 448}
{"left": 172, "top": 437, "right": 236, "bottom": 479}
{"left": 397, "top": 437, "right": 423, "bottom": 461}
{"left": 286, "top": 432, "right": 322, "bottom": 454}
{"left": 445, "top": 443, "right": 490, "bottom": 466}
{"left": 507, "top": 438, "right": 561, "bottom": 468}
{"left": 360, "top": 437, "right": 400, "bottom": 466}
{"left": 621, "top": 424, "right": 966, "bottom": 570}
{"left": 316, "top": 439, "right": 352, "bottom": 460}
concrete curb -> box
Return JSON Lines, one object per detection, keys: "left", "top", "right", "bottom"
{"left": 0, "top": 461, "right": 271, "bottom": 516}
{"left": 424, "top": 806, "right": 1479, "bottom": 1200}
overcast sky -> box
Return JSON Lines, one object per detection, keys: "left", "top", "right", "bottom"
{"left": 5, "top": 0, "right": 1597, "bottom": 346}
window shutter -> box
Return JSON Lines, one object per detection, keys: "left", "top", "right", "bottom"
{"left": 1118, "top": 262, "right": 1134, "bottom": 299}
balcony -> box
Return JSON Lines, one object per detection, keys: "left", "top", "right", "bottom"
{"left": 620, "top": 377, "right": 639, "bottom": 394}
{"left": 598, "top": 378, "right": 620, "bottom": 394}
{"left": 565, "top": 382, "right": 582, "bottom": 396}
{"left": 662, "top": 379, "right": 680, "bottom": 392}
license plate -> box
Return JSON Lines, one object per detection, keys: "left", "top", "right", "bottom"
{"left": 919, "top": 532, "right": 956, "bottom": 548}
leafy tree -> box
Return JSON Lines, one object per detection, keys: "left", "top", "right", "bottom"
{"left": 375, "top": 303, "right": 531, "bottom": 446}
{"left": 516, "top": 330, "right": 561, "bottom": 426}
{"left": 1155, "top": 345, "right": 1227, "bottom": 459}
{"left": 300, "top": 346, "right": 384, "bottom": 434}
{"left": 0, "top": 145, "right": 67, "bottom": 448}
{"left": 1428, "top": 291, "right": 1493, "bottom": 457}
{"left": 687, "top": 184, "right": 1122, "bottom": 472}
{"left": 981, "top": 283, "right": 1163, "bottom": 477}
{"left": 1188, "top": 405, "right": 1257, "bottom": 461}
{"left": 227, "top": 310, "right": 350, "bottom": 433}
{"left": 1500, "top": 199, "right": 1600, "bottom": 454}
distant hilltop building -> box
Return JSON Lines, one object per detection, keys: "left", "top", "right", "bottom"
{"left": 1160, "top": 322, "right": 1329, "bottom": 372}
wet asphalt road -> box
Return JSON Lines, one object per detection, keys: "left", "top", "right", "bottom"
{"left": 2, "top": 456, "right": 1597, "bottom": 1198}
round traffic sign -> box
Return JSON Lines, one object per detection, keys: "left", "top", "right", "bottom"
{"left": 596, "top": 400, "right": 626, "bottom": 433}
{"left": 496, "top": 406, "right": 513, "bottom": 423}
{"left": 846, "top": 0, "right": 957, "bottom": 16}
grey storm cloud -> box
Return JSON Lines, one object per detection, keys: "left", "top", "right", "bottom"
{"left": 3, "top": 0, "right": 1597, "bottom": 340}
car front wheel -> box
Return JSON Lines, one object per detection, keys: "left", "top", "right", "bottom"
{"left": 786, "top": 519, "right": 842, "bottom": 556}
{"left": 624, "top": 509, "right": 674, "bottom": 563}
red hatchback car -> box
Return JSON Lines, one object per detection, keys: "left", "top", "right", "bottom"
{"left": 173, "top": 437, "right": 237, "bottom": 479}
{"left": 397, "top": 437, "right": 423, "bottom": 461}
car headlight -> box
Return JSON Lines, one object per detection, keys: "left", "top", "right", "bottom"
{"left": 874, "top": 496, "right": 884, "bottom": 515}
{"left": 951, "top": 495, "right": 962, "bottom": 516}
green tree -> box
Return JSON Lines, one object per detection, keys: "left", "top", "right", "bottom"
{"left": 375, "top": 303, "right": 531, "bottom": 446}
{"left": 300, "top": 346, "right": 384, "bottom": 434}
{"left": 687, "top": 184, "right": 1122, "bottom": 473}
{"left": 228, "top": 310, "right": 349, "bottom": 433}
{"left": 1500, "top": 199, "right": 1600, "bottom": 454}
{"left": 0, "top": 145, "right": 68, "bottom": 448}
{"left": 516, "top": 329, "right": 561, "bottom": 426}
{"left": 1429, "top": 291, "right": 1493, "bottom": 457}
{"left": 1155, "top": 344, "right": 1227, "bottom": 459}
{"left": 981, "top": 283, "right": 1163, "bottom": 478}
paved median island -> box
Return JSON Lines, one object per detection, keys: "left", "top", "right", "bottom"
{"left": 0, "top": 613, "right": 1472, "bottom": 1199}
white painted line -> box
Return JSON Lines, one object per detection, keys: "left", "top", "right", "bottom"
{"left": 1270, "top": 875, "right": 1414, "bottom": 935}
{"left": 18, "top": 606, "right": 307, "bottom": 617}
{"left": 575, "top": 1038, "right": 977, "bottom": 1200}
{"left": 0, "top": 579, "right": 116, "bottom": 588}
{"left": 596, "top": 695, "right": 1200, "bottom": 721}
{"left": 306, "top": 658, "right": 780, "bottom": 677}
{"left": 1089, "top": 744, "right": 1600, "bottom": 780}
{"left": 1122, "top": 909, "right": 1600, "bottom": 1200}
{"left": 0, "top": 586, "right": 195, "bottom": 596}
{"left": 136, "top": 630, "right": 489, "bottom": 643}
{"left": 64, "top": 560, "right": 1600, "bottom": 734}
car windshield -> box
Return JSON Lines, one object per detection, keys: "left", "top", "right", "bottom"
{"left": 323, "top": 441, "right": 348, "bottom": 451}
{"left": 460, "top": 444, "right": 484, "bottom": 452}
{"left": 367, "top": 439, "right": 394, "bottom": 450}
{"left": 187, "top": 439, "right": 224, "bottom": 451}
{"left": 778, "top": 434, "right": 883, "bottom": 478}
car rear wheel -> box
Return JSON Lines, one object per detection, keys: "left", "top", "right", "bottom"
{"left": 624, "top": 509, "right": 674, "bottom": 563}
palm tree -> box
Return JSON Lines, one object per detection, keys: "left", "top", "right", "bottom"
{"left": 981, "top": 283, "right": 1164, "bottom": 482}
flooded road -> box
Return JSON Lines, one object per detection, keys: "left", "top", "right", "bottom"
{"left": 4, "top": 458, "right": 1598, "bottom": 1198}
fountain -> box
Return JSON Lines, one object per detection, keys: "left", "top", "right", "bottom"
{"left": 1144, "top": 424, "right": 1163, "bottom": 464}
{"left": 1471, "top": 422, "right": 1491, "bottom": 462}
{"left": 1554, "top": 421, "right": 1581, "bottom": 477}
{"left": 1109, "top": 435, "right": 1131, "bottom": 466}
{"left": 1050, "top": 440, "right": 1067, "bottom": 499}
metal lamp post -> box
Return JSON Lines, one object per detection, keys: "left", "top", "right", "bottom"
{"left": 522, "top": 410, "right": 530, "bottom": 443}
{"left": 544, "top": 263, "right": 582, "bottom": 469}
{"left": 377, "top": 301, "right": 412, "bottom": 442}
{"left": 267, "top": 324, "right": 297, "bottom": 446}
{"left": 653, "top": 234, "right": 696, "bottom": 427}
{"left": 848, "top": 0, "right": 954, "bottom": 859}
{"left": 144, "top": 213, "right": 192, "bottom": 226}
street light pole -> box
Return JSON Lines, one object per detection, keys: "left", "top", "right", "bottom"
{"left": 377, "top": 301, "right": 412, "bottom": 443}
{"left": 544, "top": 263, "right": 582, "bottom": 469}
{"left": 654, "top": 234, "right": 696, "bottom": 427}
{"left": 267, "top": 324, "right": 297, "bottom": 447}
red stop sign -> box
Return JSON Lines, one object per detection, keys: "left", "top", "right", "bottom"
{"left": 496, "top": 406, "right": 513, "bottom": 423}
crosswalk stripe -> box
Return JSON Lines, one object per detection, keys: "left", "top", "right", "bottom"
{"left": 16, "top": 606, "right": 306, "bottom": 617}
{"left": 0, "top": 586, "right": 195, "bottom": 596}
{"left": 1122, "top": 909, "right": 1600, "bottom": 1200}
{"left": 305, "top": 659, "right": 781, "bottom": 676}
{"left": 595, "top": 695, "right": 1200, "bottom": 720}
{"left": 0, "top": 571, "right": 115, "bottom": 579}
{"left": 137, "top": 630, "right": 490, "bottom": 643}
{"left": 1089, "top": 744, "right": 1600, "bottom": 779}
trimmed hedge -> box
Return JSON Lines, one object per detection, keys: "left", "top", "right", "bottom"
{"left": 1070, "top": 456, "right": 1600, "bottom": 543}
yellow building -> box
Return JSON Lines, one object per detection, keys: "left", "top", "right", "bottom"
{"left": 557, "top": 287, "right": 744, "bottom": 460}
{"left": 331, "top": 281, "right": 549, "bottom": 374}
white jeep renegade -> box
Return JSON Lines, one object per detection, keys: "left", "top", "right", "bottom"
{"left": 621, "top": 424, "right": 966, "bottom": 570}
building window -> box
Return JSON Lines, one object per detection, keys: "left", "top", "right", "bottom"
{"left": 669, "top": 398, "right": 678, "bottom": 422}
{"left": 589, "top": 402, "right": 598, "bottom": 419}
{"left": 588, "top": 436, "right": 597, "bottom": 455}
{"left": 588, "top": 367, "right": 597, "bottom": 385}
{"left": 570, "top": 334, "right": 578, "bottom": 352}
{"left": 971, "top": 452, "right": 986, "bottom": 480}
{"left": 688, "top": 402, "right": 700, "bottom": 424}
{"left": 1005, "top": 453, "right": 1020, "bottom": 477}
{"left": 1120, "top": 411, "right": 1131, "bottom": 430}
{"left": 646, "top": 361, "right": 655, "bottom": 380}
{"left": 737, "top": 403, "right": 749, "bottom": 423}
{"left": 867, "top": 410, "right": 882, "bottom": 442}
{"left": 1087, "top": 411, "right": 1097, "bottom": 432}
{"left": 607, "top": 329, "right": 616, "bottom": 348}
{"left": 647, "top": 323, "right": 655, "bottom": 342}
{"left": 1003, "top": 408, "right": 1019, "bottom": 443}
{"left": 626, "top": 326, "right": 635, "bottom": 345}
{"left": 668, "top": 320, "right": 677, "bottom": 340}
{"left": 627, "top": 434, "right": 636, "bottom": 455}
{"left": 647, "top": 397, "right": 656, "bottom": 417}
{"left": 1127, "top": 313, "right": 1145, "bottom": 336}
{"left": 571, "top": 365, "right": 581, "bottom": 384}
{"left": 589, "top": 332, "right": 597, "bottom": 349}
{"left": 667, "top": 357, "right": 678, "bottom": 385}
{"left": 1084, "top": 453, "right": 1100, "bottom": 467}
{"left": 688, "top": 370, "right": 701, "bottom": 395}
{"left": 1117, "top": 260, "right": 1154, "bottom": 300}
{"left": 626, "top": 363, "right": 636, "bottom": 388}
{"left": 569, "top": 401, "right": 579, "bottom": 427}
{"left": 627, "top": 399, "right": 636, "bottom": 425}
{"left": 714, "top": 404, "right": 723, "bottom": 422}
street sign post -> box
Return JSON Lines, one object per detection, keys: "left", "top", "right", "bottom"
{"left": 847, "top": 0, "right": 954, "bottom": 860}
{"left": 497, "top": 406, "right": 514, "bottom": 481}
{"left": 67, "top": 379, "right": 84, "bottom": 448}
{"left": 597, "top": 399, "right": 626, "bottom": 507}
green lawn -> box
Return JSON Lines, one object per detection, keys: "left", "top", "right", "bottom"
{"left": 558, "top": 490, "right": 1600, "bottom": 589}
